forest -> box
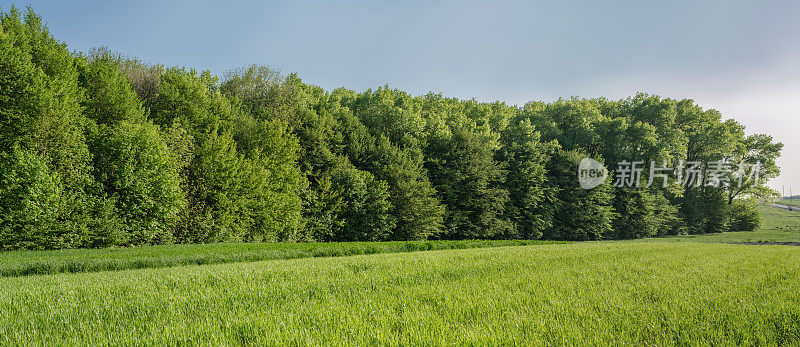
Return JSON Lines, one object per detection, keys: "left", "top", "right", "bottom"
{"left": 0, "top": 8, "right": 783, "bottom": 250}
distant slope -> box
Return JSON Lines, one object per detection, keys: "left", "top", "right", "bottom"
{"left": 667, "top": 205, "right": 800, "bottom": 244}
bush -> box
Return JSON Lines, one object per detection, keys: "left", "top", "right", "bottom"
{"left": 728, "top": 200, "right": 761, "bottom": 231}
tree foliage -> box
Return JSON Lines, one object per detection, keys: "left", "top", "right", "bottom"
{"left": 95, "top": 121, "right": 184, "bottom": 245}
{"left": 0, "top": 7, "right": 784, "bottom": 250}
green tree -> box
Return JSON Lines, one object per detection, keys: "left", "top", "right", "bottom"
{"left": 96, "top": 121, "right": 185, "bottom": 245}
{"left": 425, "top": 125, "right": 511, "bottom": 239}
{"left": 543, "top": 150, "right": 616, "bottom": 241}
{"left": 77, "top": 48, "right": 146, "bottom": 126}
{"left": 611, "top": 188, "right": 682, "bottom": 238}
{"left": 372, "top": 136, "right": 444, "bottom": 240}
{"left": 0, "top": 7, "right": 99, "bottom": 248}
{"left": 0, "top": 148, "right": 64, "bottom": 250}
{"left": 676, "top": 102, "right": 740, "bottom": 233}
{"left": 0, "top": 7, "right": 93, "bottom": 191}
{"left": 725, "top": 133, "right": 783, "bottom": 204}
{"left": 329, "top": 161, "right": 395, "bottom": 241}
{"left": 352, "top": 87, "right": 426, "bottom": 143}
{"left": 299, "top": 157, "right": 394, "bottom": 242}
{"left": 497, "top": 118, "right": 557, "bottom": 239}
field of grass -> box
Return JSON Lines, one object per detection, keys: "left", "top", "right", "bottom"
{"left": 778, "top": 198, "right": 800, "bottom": 208}
{"left": 664, "top": 205, "right": 800, "bottom": 244}
{"left": 2, "top": 205, "right": 799, "bottom": 344}
{"left": 1, "top": 241, "right": 799, "bottom": 345}
{"left": 0, "top": 239, "right": 553, "bottom": 277}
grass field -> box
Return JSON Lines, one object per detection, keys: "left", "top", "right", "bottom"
{"left": 1, "top": 206, "right": 799, "bottom": 344}
{"left": 2, "top": 242, "right": 799, "bottom": 345}
{"left": 0, "top": 239, "right": 554, "bottom": 277}
{"left": 778, "top": 198, "right": 800, "bottom": 208}
{"left": 665, "top": 205, "right": 800, "bottom": 244}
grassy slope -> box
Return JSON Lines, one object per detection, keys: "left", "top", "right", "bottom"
{"left": 1, "top": 242, "right": 798, "bottom": 345}
{"left": 1, "top": 205, "right": 799, "bottom": 344}
{"left": 663, "top": 205, "right": 800, "bottom": 244}
{"left": 0, "top": 239, "right": 556, "bottom": 277}
{"left": 778, "top": 198, "right": 800, "bottom": 208}
{"left": 2, "top": 206, "right": 797, "bottom": 277}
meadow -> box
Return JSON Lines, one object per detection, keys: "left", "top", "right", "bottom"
{"left": 664, "top": 205, "right": 800, "bottom": 244}
{"left": 778, "top": 198, "right": 800, "bottom": 208}
{"left": 0, "top": 239, "right": 553, "bottom": 278}
{"left": 2, "top": 241, "right": 799, "bottom": 345}
{"left": 1, "top": 206, "right": 799, "bottom": 345}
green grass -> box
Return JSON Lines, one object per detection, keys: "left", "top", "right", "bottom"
{"left": 3, "top": 206, "right": 796, "bottom": 278}
{"left": 2, "top": 205, "right": 800, "bottom": 344}
{"left": 662, "top": 205, "right": 800, "bottom": 244}
{"left": 0, "top": 239, "right": 556, "bottom": 277}
{"left": 778, "top": 198, "right": 800, "bottom": 208}
{"left": 1, "top": 242, "right": 799, "bottom": 345}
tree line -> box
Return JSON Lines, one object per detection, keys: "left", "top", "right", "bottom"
{"left": 0, "top": 8, "right": 782, "bottom": 250}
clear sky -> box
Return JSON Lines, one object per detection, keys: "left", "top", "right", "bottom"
{"left": 2, "top": 0, "right": 798, "bottom": 194}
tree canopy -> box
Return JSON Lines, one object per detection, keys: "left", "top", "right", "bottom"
{"left": 0, "top": 7, "right": 783, "bottom": 250}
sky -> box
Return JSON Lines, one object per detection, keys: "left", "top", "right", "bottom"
{"left": 2, "top": 0, "right": 798, "bottom": 194}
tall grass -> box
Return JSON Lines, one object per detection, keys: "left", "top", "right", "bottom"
{"left": 1, "top": 242, "right": 799, "bottom": 344}
{"left": 0, "top": 239, "right": 556, "bottom": 277}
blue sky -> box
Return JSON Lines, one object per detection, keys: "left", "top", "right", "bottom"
{"left": 2, "top": 0, "right": 798, "bottom": 193}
